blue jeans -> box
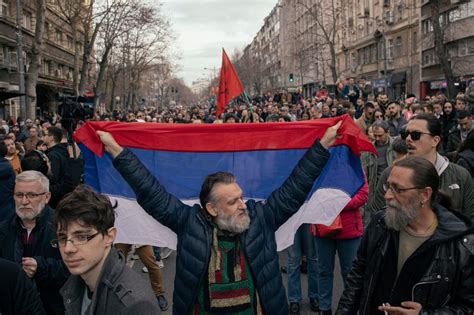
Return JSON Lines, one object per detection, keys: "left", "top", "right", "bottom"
{"left": 287, "top": 224, "right": 318, "bottom": 303}
{"left": 315, "top": 237, "right": 361, "bottom": 311}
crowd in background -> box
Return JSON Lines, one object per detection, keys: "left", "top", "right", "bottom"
{"left": 1, "top": 77, "right": 474, "bottom": 314}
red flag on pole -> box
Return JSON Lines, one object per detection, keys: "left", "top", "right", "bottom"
{"left": 217, "top": 48, "right": 244, "bottom": 117}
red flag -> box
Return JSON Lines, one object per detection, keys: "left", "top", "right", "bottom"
{"left": 217, "top": 48, "right": 244, "bottom": 117}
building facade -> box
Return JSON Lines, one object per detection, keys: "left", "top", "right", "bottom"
{"left": 0, "top": 0, "right": 90, "bottom": 120}
{"left": 419, "top": 0, "right": 474, "bottom": 98}
{"left": 335, "top": 0, "right": 420, "bottom": 99}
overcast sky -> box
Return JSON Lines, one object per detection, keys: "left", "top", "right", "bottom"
{"left": 159, "top": 0, "right": 277, "bottom": 86}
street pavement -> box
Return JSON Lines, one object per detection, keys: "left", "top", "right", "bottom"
{"left": 130, "top": 248, "right": 344, "bottom": 314}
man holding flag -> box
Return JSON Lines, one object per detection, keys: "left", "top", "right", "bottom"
{"left": 95, "top": 121, "right": 341, "bottom": 314}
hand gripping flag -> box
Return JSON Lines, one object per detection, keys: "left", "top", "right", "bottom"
{"left": 74, "top": 115, "right": 376, "bottom": 251}
{"left": 216, "top": 48, "right": 244, "bottom": 117}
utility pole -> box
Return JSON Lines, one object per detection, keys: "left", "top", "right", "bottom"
{"left": 15, "top": 0, "right": 26, "bottom": 119}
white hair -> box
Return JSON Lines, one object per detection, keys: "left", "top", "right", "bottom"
{"left": 16, "top": 170, "right": 50, "bottom": 192}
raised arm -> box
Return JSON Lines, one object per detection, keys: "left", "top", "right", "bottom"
{"left": 264, "top": 121, "right": 341, "bottom": 229}
{"left": 97, "top": 131, "right": 190, "bottom": 232}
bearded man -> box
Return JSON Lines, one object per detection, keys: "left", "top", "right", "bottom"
{"left": 97, "top": 122, "right": 341, "bottom": 315}
{"left": 0, "top": 171, "right": 69, "bottom": 314}
{"left": 337, "top": 157, "right": 474, "bottom": 314}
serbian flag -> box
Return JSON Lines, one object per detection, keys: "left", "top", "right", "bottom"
{"left": 217, "top": 48, "right": 244, "bottom": 116}
{"left": 74, "top": 115, "right": 375, "bottom": 251}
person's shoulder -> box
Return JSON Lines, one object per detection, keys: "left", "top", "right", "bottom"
{"left": 446, "top": 162, "right": 471, "bottom": 179}
{"left": 112, "top": 267, "right": 158, "bottom": 306}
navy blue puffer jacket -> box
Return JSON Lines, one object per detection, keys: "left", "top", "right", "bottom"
{"left": 113, "top": 140, "right": 330, "bottom": 314}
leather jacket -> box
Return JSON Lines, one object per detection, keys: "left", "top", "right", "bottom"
{"left": 337, "top": 205, "right": 474, "bottom": 314}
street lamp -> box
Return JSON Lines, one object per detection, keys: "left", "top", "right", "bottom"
{"left": 359, "top": 14, "right": 388, "bottom": 95}
{"left": 204, "top": 67, "right": 217, "bottom": 82}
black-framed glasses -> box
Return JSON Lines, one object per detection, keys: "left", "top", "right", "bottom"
{"left": 14, "top": 192, "right": 48, "bottom": 200}
{"left": 383, "top": 183, "right": 421, "bottom": 194}
{"left": 51, "top": 232, "right": 100, "bottom": 248}
{"left": 400, "top": 130, "right": 432, "bottom": 141}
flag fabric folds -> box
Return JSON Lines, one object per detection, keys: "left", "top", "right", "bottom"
{"left": 74, "top": 115, "right": 375, "bottom": 251}
{"left": 217, "top": 48, "right": 244, "bottom": 117}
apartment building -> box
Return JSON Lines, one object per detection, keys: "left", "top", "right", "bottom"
{"left": 419, "top": 0, "right": 474, "bottom": 97}
{"left": 0, "top": 0, "right": 90, "bottom": 119}
{"left": 335, "top": 0, "right": 420, "bottom": 99}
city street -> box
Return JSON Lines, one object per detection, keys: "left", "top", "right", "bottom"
{"left": 129, "top": 248, "right": 344, "bottom": 314}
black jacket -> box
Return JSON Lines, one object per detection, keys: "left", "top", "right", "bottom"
{"left": 113, "top": 141, "right": 330, "bottom": 315}
{"left": 0, "top": 157, "right": 15, "bottom": 222}
{"left": 337, "top": 205, "right": 474, "bottom": 314}
{"left": 456, "top": 149, "right": 474, "bottom": 179}
{"left": 0, "top": 258, "right": 45, "bottom": 315}
{"left": 46, "top": 143, "right": 70, "bottom": 207}
{"left": 0, "top": 206, "right": 70, "bottom": 315}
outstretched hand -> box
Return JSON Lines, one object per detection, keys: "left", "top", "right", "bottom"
{"left": 320, "top": 120, "right": 343, "bottom": 149}
{"left": 97, "top": 131, "right": 123, "bottom": 158}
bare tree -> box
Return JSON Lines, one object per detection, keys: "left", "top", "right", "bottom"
{"left": 54, "top": 0, "right": 85, "bottom": 95}
{"left": 429, "top": 0, "right": 457, "bottom": 98}
{"left": 24, "top": 0, "right": 46, "bottom": 119}
{"left": 296, "top": 0, "right": 340, "bottom": 84}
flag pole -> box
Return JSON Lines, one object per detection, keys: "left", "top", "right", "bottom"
{"left": 241, "top": 92, "right": 255, "bottom": 122}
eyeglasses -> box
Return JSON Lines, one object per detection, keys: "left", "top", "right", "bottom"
{"left": 51, "top": 232, "right": 100, "bottom": 248}
{"left": 14, "top": 192, "right": 47, "bottom": 200}
{"left": 383, "top": 183, "right": 421, "bottom": 194}
{"left": 400, "top": 130, "right": 432, "bottom": 141}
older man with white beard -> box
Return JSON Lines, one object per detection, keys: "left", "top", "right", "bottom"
{"left": 0, "top": 171, "right": 69, "bottom": 314}
{"left": 337, "top": 156, "right": 474, "bottom": 315}
{"left": 97, "top": 122, "right": 341, "bottom": 315}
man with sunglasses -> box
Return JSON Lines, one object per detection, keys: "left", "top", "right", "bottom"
{"left": 55, "top": 185, "right": 160, "bottom": 314}
{"left": 366, "top": 114, "right": 474, "bottom": 223}
{"left": 337, "top": 156, "right": 474, "bottom": 314}
{"left": 0, "top": 170, "right": 69, "bottom": 314}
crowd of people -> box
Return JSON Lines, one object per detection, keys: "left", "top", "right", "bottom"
{"left": 0, "top": 77, "right": 473, "bottom": 314}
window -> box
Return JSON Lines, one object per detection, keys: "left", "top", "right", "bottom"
{"left": 458, "top": 37, "right": 474, "bottom": 56}
{"left": 387, "top": 39, "right": 393, "bottom": 59}
{"left": 22, "top": 11, "right": 32, "bottom": 29}
{"left": 55, "top": 29, "right": 62, "bottom": 44}
{"left": 422, "top": 19, "right": 433, "bottom": 34}
{"left": 394, "top": 36, "right": 403, "bottom": 57}
{"left": 0, "top": 46, "right": 4, "bottom": 65}
{"left": 0, "top": 0, "right": 8, "bottom": 17}
{"left": 351, "top": 52, "right": 357, "bottom": 69}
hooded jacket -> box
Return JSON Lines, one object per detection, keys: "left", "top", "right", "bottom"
{"left": 337, "top": 205, "right": 474, "bottom": 314}
{"left": 112, "top": 141, "right": 330, "bottom": 314}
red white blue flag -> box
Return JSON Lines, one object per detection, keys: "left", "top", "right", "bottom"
{"left": 74, "top": 115, "right": 375, "bottom": 250}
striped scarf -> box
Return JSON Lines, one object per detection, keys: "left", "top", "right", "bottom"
{"left": 194, "top": 228, "right": 263, "bottom": 314}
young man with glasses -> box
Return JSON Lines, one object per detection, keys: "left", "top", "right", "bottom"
{"left": 366, "top": 114, "right": 474, "bottom": 223}
{"left": 54, "top": 185, "right": 160, "bottom": 314}
{"left": 0, "top": 170, "right": 69, "bottom": 314}
{"left": 337, "top": 157, "right": 474, "bottom": 314}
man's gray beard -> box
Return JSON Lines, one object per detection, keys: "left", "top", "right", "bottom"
{"left": 384, "top": 198, "right": 420, "bottom": 231}
{"left": 16, "top": 201, "right": 44, "bottom": 221}
{"left": 215, "top": 208, "right": 251, "bottom": 234}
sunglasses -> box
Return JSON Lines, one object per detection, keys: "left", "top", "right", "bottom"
{"left": 400, "top": 130, "right": 431, "bottom": 141}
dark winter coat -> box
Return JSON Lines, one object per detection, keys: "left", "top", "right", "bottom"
{"left": 113, "top": 141, "right": 330, "bottom": 314}
{"left": 0, "top": 156, "right": 15, "bottom": 222}
{"left": 46, "top": 143, "right": 70, "bottom": 207}
{"left": 337, "top": 205, "right": 474, "bottom": 315}
{"left": 0, "top": 258, "right": 45, "bottom": 315}
{"left": 0, "top": 206, "right": 69, "bottom": 314}
{"left": 60, "top": 247, "right": 159, "bottom": 315}
{"left": 456, "top": 148, "right": 474, "bottom": 179}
